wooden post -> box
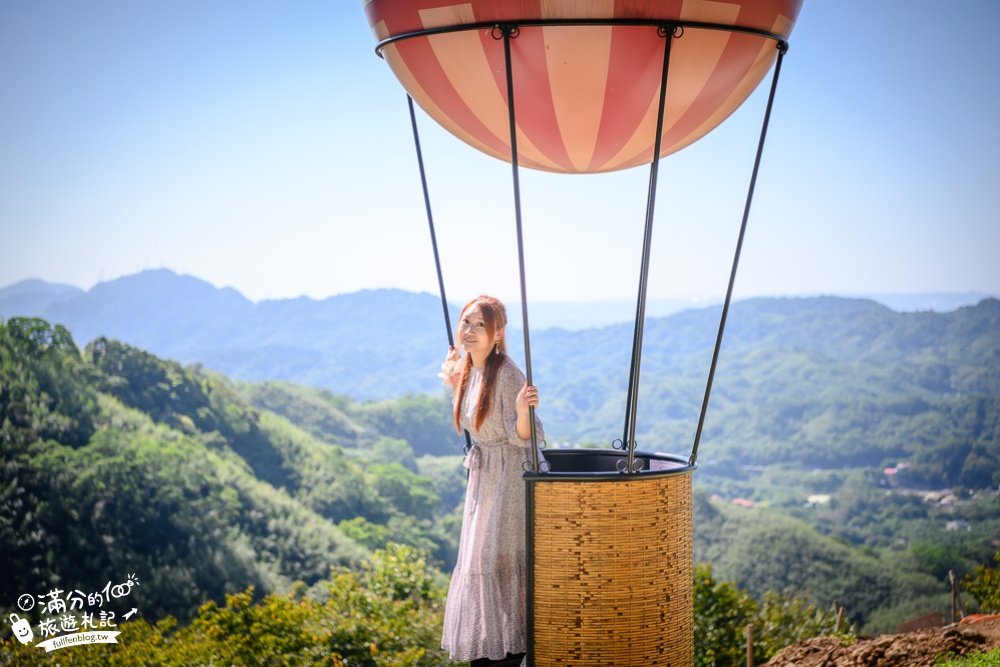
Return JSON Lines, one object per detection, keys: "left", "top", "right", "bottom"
{"left": 833, "top": 601, "right": 844, "bottom": 633}
{"left": 746, "top": 623, "right": 754, "bottom": 667}
{"left": 950, "top": 570, "right": 960, "bottom": 624}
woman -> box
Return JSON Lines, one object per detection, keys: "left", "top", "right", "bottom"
{"left": 439, "top": 295, "right": 544, "bottom": 666}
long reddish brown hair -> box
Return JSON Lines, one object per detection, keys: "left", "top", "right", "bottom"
{"left": 453, "top": 295, "right": 508, "bottom": 433}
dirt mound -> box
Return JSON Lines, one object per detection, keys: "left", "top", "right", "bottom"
{"left": 765, "top": 616, "right": 1000, "bottom": 667}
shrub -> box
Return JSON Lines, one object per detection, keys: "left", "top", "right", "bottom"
{"left": 964, "top": 547, "right": 1000, "bottom": 614}
{"left": 0, "top": 544, "right": 457, "bottom": 667}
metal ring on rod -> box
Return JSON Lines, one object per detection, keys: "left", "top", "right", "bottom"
{"left": 375, "top": 18, "right": 788, "bottom": 58}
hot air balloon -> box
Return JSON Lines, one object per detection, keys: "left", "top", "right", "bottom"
{"left": 365, "top": 2, "right": 803, "bottom": 664}
{"left": 365, "top": 0, "right": 801, "bottom": 173}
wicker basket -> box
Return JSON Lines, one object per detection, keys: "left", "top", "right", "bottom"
{"left": 526, "top": 449, "right": 694, "bottom": 666}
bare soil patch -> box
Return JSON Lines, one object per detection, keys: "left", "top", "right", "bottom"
{"left": 765, "top": 615, "right": 1000, "bottom": 667}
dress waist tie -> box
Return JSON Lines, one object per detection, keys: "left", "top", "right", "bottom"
{"left": 463, "top": 443, "right": 482, "bottom": 471}
{"left": 463, "top": 444, "right": 482, "bottom": 508}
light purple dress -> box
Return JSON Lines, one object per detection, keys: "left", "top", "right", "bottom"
{"left": 441, "top": 355, "right": 545, "bottom": 662}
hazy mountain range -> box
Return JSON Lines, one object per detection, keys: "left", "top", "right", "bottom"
{"left": 2, "top": 268, "right": 998, "bottom": 454}
{"left": 3, "top": 269, "right": 998, "bottom": 636}
{"left": 0, "top": 269, "right": 993, "bottom": 399}
{"left": 0, "top": 269, "right": 989, "bottom": 331}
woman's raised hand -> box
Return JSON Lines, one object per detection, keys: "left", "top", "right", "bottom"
{"left": 439, "top": 346, "right": 463, "bottom": 387}
{"left": 516, "top": 382, "right": 540, "bottom": 413}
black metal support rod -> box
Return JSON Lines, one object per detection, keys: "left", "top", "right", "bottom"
{"left": 408, "top": 95, "right": 454, "bottom": 344}
{"left": 623, "top": 25, "right": 675, "bottom": 474}
{"left": 524, "top": 480, "right": 536, "bottom": 666}
{"left": 407, "top": 94, "right": 473, "bottom": 455}
{"left": 500, "top": 25, "right": 541, "bottom": 472}
{"left": 689, "top": 43, "right": 787, "bottom": 467}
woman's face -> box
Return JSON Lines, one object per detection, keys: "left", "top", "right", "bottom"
{"left": 459, "top": 305, "right": 496, "bottom": 359}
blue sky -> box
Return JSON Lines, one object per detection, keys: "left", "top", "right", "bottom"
{"left": 2, "top": 0, "right": 998, "bottom": 308}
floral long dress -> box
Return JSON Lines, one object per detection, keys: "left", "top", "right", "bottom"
{"left": 441, "top": 355, "right": 545, "bottom": 662}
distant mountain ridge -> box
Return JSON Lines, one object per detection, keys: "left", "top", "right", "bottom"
{"left": 2, "top": 270, "right": 989, "bottom": 331}
{"left": 0, "top": 278, "right": 84, "bottom": 317}
{"left": 2, "top": 269, "right": 998, "bottom": 420}
{"left": 1, "top": 270, "right": 450, "bottom": 399}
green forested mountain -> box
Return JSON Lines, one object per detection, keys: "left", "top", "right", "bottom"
{"left": 531, "top": 297, "right": 1000, "bottom": 486}
{"left": 3, "top": 272, "right": 998, "bottom": 502}
{"left": 6, "top": 271, "right": 995, "bottom": 484}
{"left": 279, "top": 290, "right": 1000, "bottom": 500}
{"left": 3, "top": 270, "right": 996, "bottom": 406}
{"left": 2, "top": 291, "right": 999, "bottom": 637}
{"left": 248, "top": 378, "right": 1000, "bottom": 633}
{"left": 691, "top": 487, "right": 999, "bottom": 634}
{"left": 232, "top": 298, "right": 1000, "bottom": 632}
{"left": 0, "top": 318, "right": 459, "bottom": 626}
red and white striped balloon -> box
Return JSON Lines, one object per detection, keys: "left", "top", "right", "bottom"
{"left": 365, "top": 0, "right": 803, "bottom": 174}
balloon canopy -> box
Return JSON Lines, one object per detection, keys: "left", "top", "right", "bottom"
{"left": 365, "top": 0, "right": 803, "bottom": 174}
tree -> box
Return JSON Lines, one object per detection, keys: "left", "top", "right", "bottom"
{"left": 964, "top": 546, "right": 1000, "bottom": 614}
{"left": 1, "top": 318, "right": 96, "bottom": 449}
{"left": 693, "top": 563, "right": 848, "bottom": 666}
{"left": 371, "top": 436, "right": 417, "bottom": 472}
{"left": 368, "top": 463, "right": 440, "bottom": 521}
{"left": 694, "top": 563, "right": 758, "bottom": 667}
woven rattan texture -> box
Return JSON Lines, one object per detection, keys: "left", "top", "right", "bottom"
{"left": 530, "top": 473, "right": 693, "bottom": 666}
